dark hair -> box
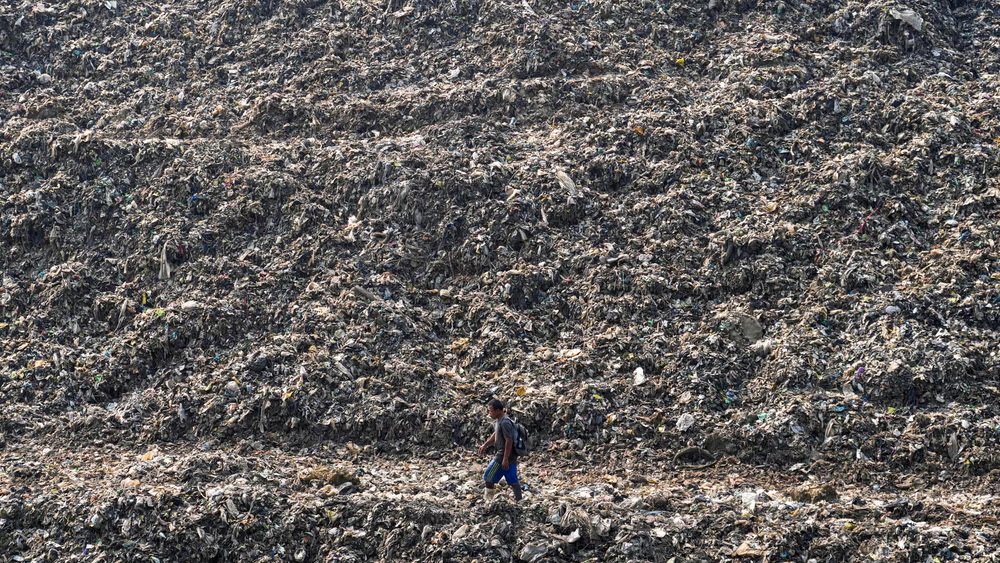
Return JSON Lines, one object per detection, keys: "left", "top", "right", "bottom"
{"left": 487, "top": 398, "right": 505, "bottom": 411}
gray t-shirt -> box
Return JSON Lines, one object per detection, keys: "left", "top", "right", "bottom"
{"left": 494, "top": 416, "right": 519, "bottom": 463}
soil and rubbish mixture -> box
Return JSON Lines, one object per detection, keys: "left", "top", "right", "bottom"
{"left": 1, "top": 0, "right": 999, "bottom": 560}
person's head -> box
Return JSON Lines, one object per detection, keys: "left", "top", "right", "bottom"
{"left": 486, "top": 398, "right": 505, "bottom": 420}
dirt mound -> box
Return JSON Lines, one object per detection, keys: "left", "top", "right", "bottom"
{"left": 2, "top": 0, "right": 999, "bottom": 560}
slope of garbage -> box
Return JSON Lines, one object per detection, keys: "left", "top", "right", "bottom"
{"left": 1, "top": 0, "right": 998, "bottom": 560}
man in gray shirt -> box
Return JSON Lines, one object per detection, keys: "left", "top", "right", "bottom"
{"left": 477, "top": 398, "right": 522, "bottom": 502}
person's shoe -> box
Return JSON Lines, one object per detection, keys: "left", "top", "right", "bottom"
{"left": 484, "top": 487, "right": 496, "bottom": 501}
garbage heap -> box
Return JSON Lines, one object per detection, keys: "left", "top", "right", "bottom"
{"left": 1, "top": 0, "right": 998, "bottom": 560}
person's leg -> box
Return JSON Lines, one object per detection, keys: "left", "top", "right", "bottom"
{"left": 505, "top": 464, "right": 522, "bottom": 501}
{"left": 483, "top": 459, "right": 502, "bottom": 499}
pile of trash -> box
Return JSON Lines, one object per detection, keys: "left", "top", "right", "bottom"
{"left": 1, "top": 0, "right": 998, "bottom": 559}
{"left": 3, "top": 442, "right": 999, "bottom": 561}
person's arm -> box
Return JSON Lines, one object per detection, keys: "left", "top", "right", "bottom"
{"left": 500, "top": 420, "right": 515, "bottom": 469}
{"left": 502, "top": 436, "right": 513, "bottom": 470}
{"left": 478, "top": 432, "right": 496, "bottom": 455}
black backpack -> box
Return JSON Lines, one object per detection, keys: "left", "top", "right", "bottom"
{"left": 512, "top": 419, "right": 532, "bottom": 456}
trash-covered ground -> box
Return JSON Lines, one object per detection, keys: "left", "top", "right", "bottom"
{"left": 1, "top": 0, "right": 998, "bottom": 560}
{"left": 3, "top": 442, "right": 1000, "bottom": 561}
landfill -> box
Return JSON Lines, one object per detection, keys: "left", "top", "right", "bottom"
{"left": 1, "top": 0, "right": 999, "bottom": 560}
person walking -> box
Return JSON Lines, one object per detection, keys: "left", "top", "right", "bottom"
{"left": 478, "top": 398, "right": 522, "bottom": 502}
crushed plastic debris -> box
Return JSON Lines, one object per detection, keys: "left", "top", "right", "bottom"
{"left": 1, "top": 0, "right": 999, "bottom": 560}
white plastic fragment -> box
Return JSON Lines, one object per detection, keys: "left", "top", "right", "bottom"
{"left": 889, "top": 6, "right": 924, "bottom": 32}
{"left": 676, "top": 413, "right": 696, "bottom": 432}
{"left": 632, "top": 367, "right": 647, "bottom": 386}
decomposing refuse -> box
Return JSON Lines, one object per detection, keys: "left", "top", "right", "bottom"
{"left": 1, "top": 0, "right": 998, "bottom": 560}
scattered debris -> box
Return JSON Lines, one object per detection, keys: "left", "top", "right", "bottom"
{"left": 0, "top": 0, "right": 998, "bottom": 559}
